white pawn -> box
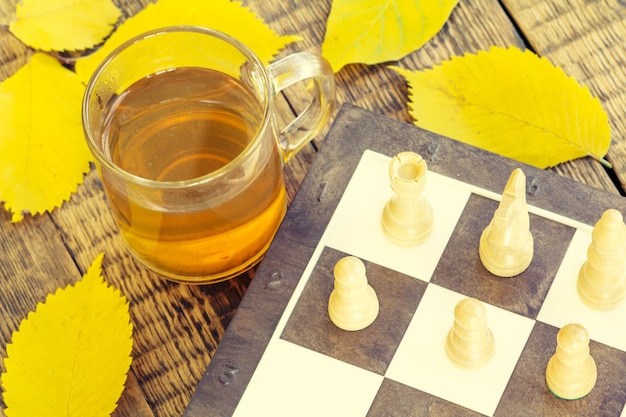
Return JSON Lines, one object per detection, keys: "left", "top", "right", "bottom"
{"left": 546, "top": 323, "right": 597, "bottom": 400}
{"left": 577, "top": 208, "right": 626, "bottom": 310}
{"left": 328, "top": 256, "right": 379, "bottom": 331}
{"left": 479, "top": 168, "right": 534, "bottom": 277}
{"left": 445, "top": 298, "right": 495, "bottom": 370}
{"left": 382, "top": 152, "right": 434, "bottom": 246}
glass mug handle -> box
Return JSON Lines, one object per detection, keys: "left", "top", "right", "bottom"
{"left": 267, "top": 52, "right": 336, "bottom": 162}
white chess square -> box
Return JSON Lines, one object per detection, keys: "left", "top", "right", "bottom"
{"left": 385, "top": 283, "right": 535, "bottom": 416}
{"left": 325, "top": 150, "right": 471, "bottom": 282}
{"left": 538, "top": 228, "right": 626, "bottom": 351}
{"left": 232, "top": 338, "right": 383, "bottom": 417}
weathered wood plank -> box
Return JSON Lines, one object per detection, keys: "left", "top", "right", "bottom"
{"left": 1, "top": 0, "right": 624, "bottom": 415}
{"left": 114, "top": 372, "right": 156, "bottom": 417}
{"left": 249, "top": 0, "right": 618, "bottom": 195}
{"left": 503, "top": 0, "right": 626, "bottom": 192}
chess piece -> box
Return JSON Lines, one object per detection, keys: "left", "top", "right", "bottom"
{"left": 381, "top": 152, "right": 434, "bottom": 246}
{"left": 479, "top": 168, "right": 534, "bottom": 277}
{"left": 328, "top": 256, "right": 379, "bottom": 331}
{"left": 445, "top": 298, "right": 495, "bottom": 370}
{"left": 546, "top": 323, "right": 597, "bottom": 400}
{"left": 577, "top": 208, "right": 626, "bottom": 310}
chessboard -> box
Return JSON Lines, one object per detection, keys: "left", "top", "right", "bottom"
{"left": 184, "top": 104, "right": 626, "bottom": 417}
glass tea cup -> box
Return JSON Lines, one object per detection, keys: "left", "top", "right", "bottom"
{"left": 82, "top": 26, "right": 335, "bottom": 284}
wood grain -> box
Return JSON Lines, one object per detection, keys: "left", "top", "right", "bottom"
{"left": 250, "top": 0, "right": 621, "bottom": 194}
{"left": 1, "top": 0, "right": 626, "bottom": 416}
{"left": 502, "top": 0, "right": 626, "bottom": 191}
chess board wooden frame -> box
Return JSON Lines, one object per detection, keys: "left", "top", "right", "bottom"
{"left": 184, "top": 104, "right": 626, "bottom": 416}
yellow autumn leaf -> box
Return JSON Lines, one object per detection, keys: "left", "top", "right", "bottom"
{"left": 391, "top": 47, "right": 611, "bottom": 169}
{"left": 1, "top": 253, "right": 133, "bottom": 417}
{"left": 8, "top": 0, "right": 121, "bottom": 51}
{"left": 322, "top": 0, "right": 459, "bottom": 72}
{"left": 0, "top": 52, "right": 92, "bottom": 222}
{"left": 75, "top": 0, "right": 301, "bottom": 85}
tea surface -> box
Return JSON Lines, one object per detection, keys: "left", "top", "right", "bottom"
{"left": 104, "top": 67, "right": 264, "bottom": 181}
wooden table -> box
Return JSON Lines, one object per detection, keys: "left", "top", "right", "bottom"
{"left": 1, "top": 1, "right": 625, "bottom": 416}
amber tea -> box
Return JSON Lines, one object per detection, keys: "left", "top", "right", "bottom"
{"left": 83, "top": 27, "right": 334, "bottom": 283}
{"left": 101, "top": 67, "right": 287, "bottom": 281}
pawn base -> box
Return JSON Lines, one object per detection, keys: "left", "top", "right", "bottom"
{"left": 546, "top": 356, "right": 597, "bottom": 400}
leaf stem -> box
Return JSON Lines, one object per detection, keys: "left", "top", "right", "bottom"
{"left": 593, "top": 155, "right": 613, "bottom": 169}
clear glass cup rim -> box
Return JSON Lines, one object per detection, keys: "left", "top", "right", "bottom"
{"left": 82, "top": 25, "right": 274, "bottom": 190}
